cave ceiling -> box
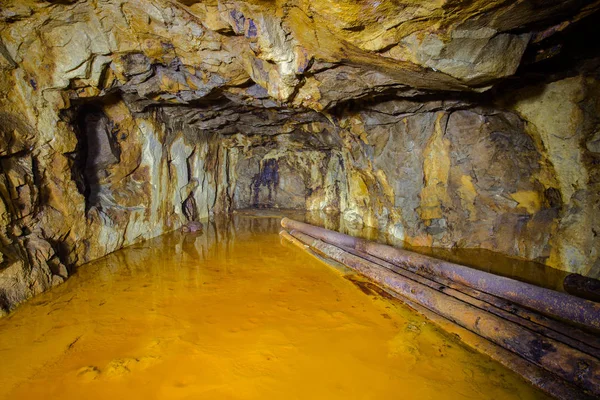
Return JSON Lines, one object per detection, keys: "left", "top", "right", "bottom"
{"left": 2, "top": 0, "right": 600, "bottom": 312}
{"left": 1, "top": 0, "right": 599, "bottom": 120}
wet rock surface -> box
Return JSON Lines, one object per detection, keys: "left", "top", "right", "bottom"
{"left": 1, "top": 0, "right": 600, "bottom": 311}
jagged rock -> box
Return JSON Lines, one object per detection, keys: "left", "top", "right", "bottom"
{"left": 509, "top": 76, "right": 600, "bottom": 277}
{"left": 0, "top": 0, "right": 599, "bottom": 312}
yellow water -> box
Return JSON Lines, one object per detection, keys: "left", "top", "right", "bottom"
{"left": 0, "top": 214, "right": 548, "bottom": 400}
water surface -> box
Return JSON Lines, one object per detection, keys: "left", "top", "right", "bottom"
{"left": 0, "top": 213, "right": 548, "bottom": 399}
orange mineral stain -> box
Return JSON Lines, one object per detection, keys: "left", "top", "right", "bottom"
{"left": 0, "top": 214, "right": 548, "bottom": 400}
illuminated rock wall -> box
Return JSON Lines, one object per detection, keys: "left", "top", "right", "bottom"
{"left": 1, "top": 0, "right": 599, "bottom": 312}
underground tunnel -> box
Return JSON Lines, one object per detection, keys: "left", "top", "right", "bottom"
{"left": 1, "top": 0, "right": 600, "bottom": 399}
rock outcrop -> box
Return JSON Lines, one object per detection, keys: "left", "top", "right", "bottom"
{"left": 1, "top": 0, "right": 599, "bottom": 313}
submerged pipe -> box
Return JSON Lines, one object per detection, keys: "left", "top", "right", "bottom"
{"left": 281, "top": 218, "right": 600, "bottom": 332}
{"left": 285, "top": 229, "right": 600, "bottom": 397}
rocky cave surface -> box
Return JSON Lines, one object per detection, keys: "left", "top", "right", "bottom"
{"left": 1, "top": 0, "right": 600, "bottom": 314}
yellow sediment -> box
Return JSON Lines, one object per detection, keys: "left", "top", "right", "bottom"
{"left": 0, "top": 214, "right": 548, "bottom": 400}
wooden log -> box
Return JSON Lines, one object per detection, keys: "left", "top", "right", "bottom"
{"left": 286, "top": 221, "right": 600, "bottom": 350}
{"left": 338, "top": 243, "right": 600, "bottom": 358}
{"left": 280, "top": 230, "right": 353, "bottom": 273}
{"left": 280, "top": 229, "right": 308, "bottom": 249}
{"left": 384, "top": 290, "right": 596, "bottom": 400}
{"left": 281, "top": 218, "right": 600, "bottom": 332}
{"left": 339, "top": 243, "right": 600, "bottom": 353}
{"left": 564, "top": 274, "right": 600, "bottom": 303}
{"left": 286, "top": 229, "right": 600, "bottom": 397}
{"left": 281, "top": 230, "right": 595, "bottom": 400}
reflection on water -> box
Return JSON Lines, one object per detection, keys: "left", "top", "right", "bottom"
{"left": 0, "top": 212, "right": 548, "bottom": 399}
{"left": 265, "top": 209, "right": 568, "bottom": 291}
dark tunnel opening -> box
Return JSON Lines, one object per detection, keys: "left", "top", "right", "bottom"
{"left": 71, "top": 98, "right": 122, "bottom": 211}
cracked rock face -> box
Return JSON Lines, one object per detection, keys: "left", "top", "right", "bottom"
{"left": 1, "top": 0, "right": 600, "bottom": 312}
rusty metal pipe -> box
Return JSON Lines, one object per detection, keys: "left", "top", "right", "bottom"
{"left": 281, "top": 218, "right": 600, "bottom": 332}
{"left": 341, "top": 242, "right": 600, "bottom": 352}
{"left": 280, "top": 229, "right": 308, "bottom": 250}
{"left": 286, "top": 229, "right": 600, "bottom": 396}
{"left": 387, "top": 291, "right": 597, "bottom": 400}
{"left": 290, "top": 223, "right": 600, "bottom": 349}
{"left": 338, "top": 243, "right": 600, "bottom": 358}
{"left": 281, "top": 230, "right": 596, "bottom": 400}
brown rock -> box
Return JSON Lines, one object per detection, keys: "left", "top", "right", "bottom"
{"left": 1, "top": 0, "right": 599, "bottom": 312}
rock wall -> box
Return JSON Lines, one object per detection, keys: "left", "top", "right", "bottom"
{"left": 333, "top": 90, "right": 600, "bottom": 278}
{"left": 227, "top": 135, "right": 345, "bottom": 211}
{"left": 510, "top": 77, "right": 600, "bottom": 277}
{"left": 1, "top": 0, "right": 600, "bottom": 313}
{"left": 0, "top": 98, "right": 213, "bottom": 313}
